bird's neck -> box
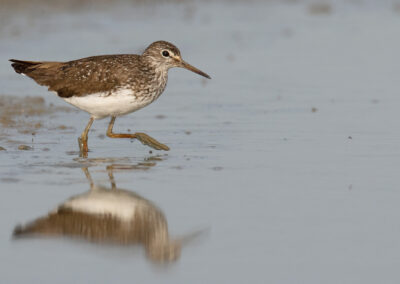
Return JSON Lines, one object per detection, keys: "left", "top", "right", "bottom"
{"left": 136, "top": 57, "right": 168, "bottom": 98}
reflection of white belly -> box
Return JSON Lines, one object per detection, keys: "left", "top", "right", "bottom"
{"left": 64, "top": 88, "right": 154, "bottom": 119}
{"left": 63, "top": 188, "right": 143, "bottom": 222}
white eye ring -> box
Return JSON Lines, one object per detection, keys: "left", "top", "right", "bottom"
{"left": 161, "top": 50, "right": 170, "bottom": 57}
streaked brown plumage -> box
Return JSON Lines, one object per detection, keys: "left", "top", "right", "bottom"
{"left": 10, "top": 41, "right": 211, "bottom": 155}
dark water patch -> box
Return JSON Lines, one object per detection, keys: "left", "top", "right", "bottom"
{"left": 1, "top": 177, "right": 20, "bottom": 183}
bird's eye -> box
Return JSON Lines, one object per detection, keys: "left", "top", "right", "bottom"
{"left": 162, "top": 50, "right": 170, "bottom": 57}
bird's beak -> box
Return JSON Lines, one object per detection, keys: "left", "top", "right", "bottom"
{"left": 178, "top": 227, "right": 210, "bottom": 246}
{"left": 179, "top": 59, "right": 211, "bottom": 79}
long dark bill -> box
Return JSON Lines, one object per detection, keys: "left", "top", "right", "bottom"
{"left": 181, "top": 60, "right": 211, "bottom": 79}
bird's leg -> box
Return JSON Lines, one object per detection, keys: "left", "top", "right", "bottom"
{"left": 78, "top": 117, "right": 94, "bottom": 157}
{"left": 106, "top": 116, "right": 169, "bottom": 151}
{"left": 82, "top": 167, "right": 95, "bottom": 190}
{"left": 106, "top": 165, "right": 117, "bottom": 190}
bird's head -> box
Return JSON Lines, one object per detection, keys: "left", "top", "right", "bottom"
{"left": 142, "top": 41, "right": 211, "bottom": 79}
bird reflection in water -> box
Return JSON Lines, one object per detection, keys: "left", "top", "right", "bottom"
{"left": 13, "top": 163, "right": 195, "bottom": 263}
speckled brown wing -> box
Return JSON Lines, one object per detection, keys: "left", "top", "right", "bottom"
{"left": 10, "top": 55, "right": 138, "bottom": 98}
{"left": 12, "top": 204, "right": 165, "bottom": 245}
{"left": 13, "top": 207, "right": 132, "bottom": 243}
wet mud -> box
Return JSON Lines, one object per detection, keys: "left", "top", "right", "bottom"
{"left": 0, "top": 95, "right": 74, "bottom": 146}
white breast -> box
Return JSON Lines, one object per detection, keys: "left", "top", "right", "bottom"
{"left": 63, "top": 88, "right": 154, "bottom": 119}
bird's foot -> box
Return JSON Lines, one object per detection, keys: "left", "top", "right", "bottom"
{"left": 78, "top": 137, "right": 89, "bottom": 157}
{"left": 134, "top": 133, "right": 170, "bottom": 151}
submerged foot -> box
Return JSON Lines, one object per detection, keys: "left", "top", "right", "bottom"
{"left": 134, "top": 133, "right": 170, "bottom": 151}
{"left": 78, "top": 137, "right": 89, "bottom": 157}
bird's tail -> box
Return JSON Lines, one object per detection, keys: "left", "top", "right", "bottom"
{"left": 12, "top": 223, "right": 34, "bottom": 238}
{"left": 9, "top": 59, "right": 42, "bottom": 75}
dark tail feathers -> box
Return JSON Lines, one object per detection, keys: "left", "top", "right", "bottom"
{"left": 9, "top": 59, "right": 41, "bottom": 75}
{"left": 13, "top": 224, "right": 27, "bottom": 238}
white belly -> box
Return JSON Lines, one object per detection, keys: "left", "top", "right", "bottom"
{"left": 63, "top": 88, "right": 153, "bottom": 119}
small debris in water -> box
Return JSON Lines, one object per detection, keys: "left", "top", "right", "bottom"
{"left": 18, "top": 145, "right": 32, "bottom": 150}
{"left": 212, "top": 166, "right": 223, "bottom": 171}
{"left": 185, "top": 131, "right": 191, "bottom": 135}
{"left": 149, "top": 150, "right": 153, "bottom": 154}
{"left": 42, "top": 148, "right": 50, "bottom": 151}
{"left": 171, "top": 166, "right": 183, "bottom": 170}
{"left": 58, "top": 125, "right": 67, "bottom": 130}
{"left": 98, "top": 134, "right": 105, "bottom": 139}
{"left": 348, "top": 136, "right": 352, "bottom": 139}
{"left": 155, "top": 114, "right": 166, "bottom": 119}
{"left": 311, "top": 107, "right": 318, "bottom": 113}
{"left": 308, "top": 3, "right": 332, "bottom": 15}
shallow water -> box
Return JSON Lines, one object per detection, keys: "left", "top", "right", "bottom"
{"left": 1, "top": 0, "right": 400, "bottom": 283}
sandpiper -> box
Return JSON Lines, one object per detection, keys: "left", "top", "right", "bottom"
{"left": 10, "top": 41, "right": 211, "bottom": 155}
